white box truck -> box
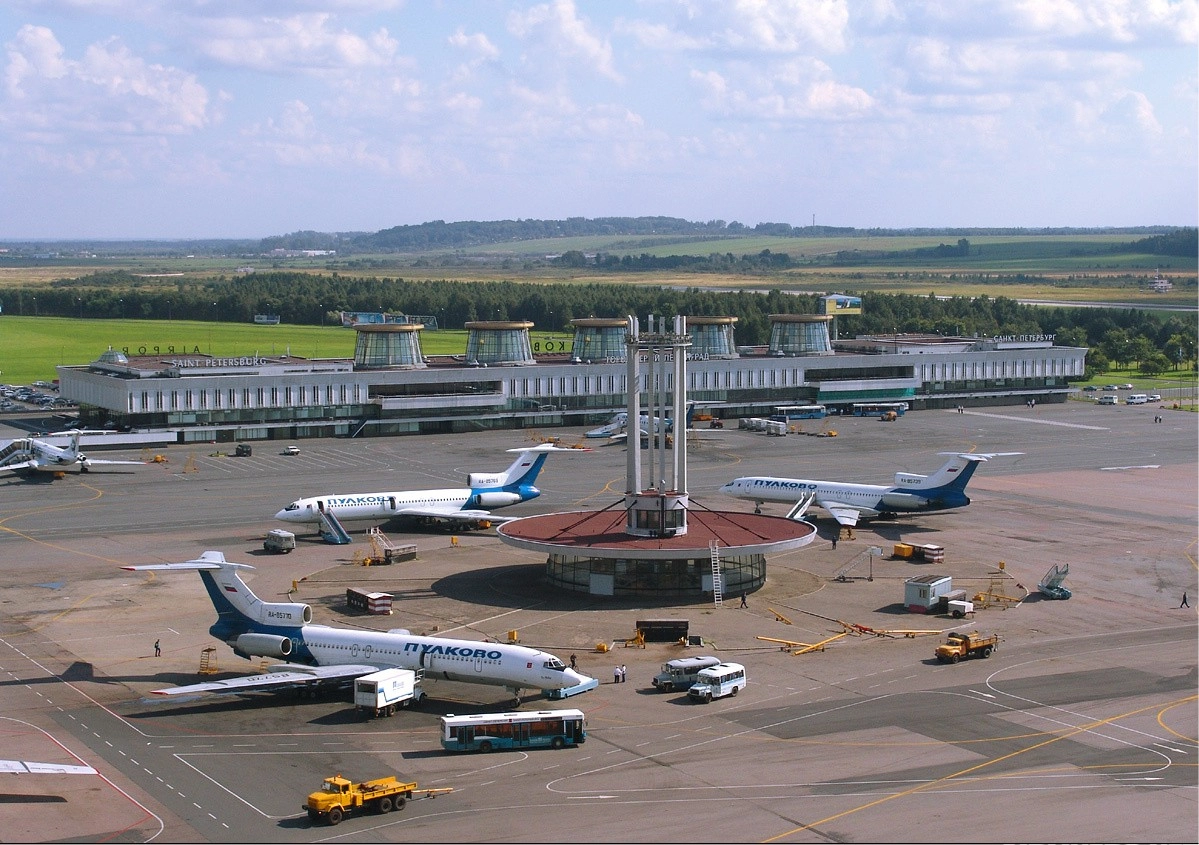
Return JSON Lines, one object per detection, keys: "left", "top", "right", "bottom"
{"left": 354, "top": 668, "right": 424, "bottom": 718}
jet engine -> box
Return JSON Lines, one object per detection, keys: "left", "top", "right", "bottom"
{"left": 474, "top": 491, "right": 524, "bottom": 508}
{"left": 878, "top": 491, "right": 933, "bottom": 511}
{"left": 254, "top": 601, "right": 312, "bottom": 626}
{"left": 234, "top": 633, "right": 293, "bottom": 659}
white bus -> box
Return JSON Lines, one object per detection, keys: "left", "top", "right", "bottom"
{"left": 440, "top": 709, "right": 586, "bottom": 752}
{"left": 652, "top": 655, "right": 721, "bottom": 692}
{"left": 687, "top": 662, "right": 747, "bottom": 703}
{"left": 769, "top": 404, "right": 827, "bottom": 421}
{"left": 851, "top": 402, "right": 909, "bottom": 417}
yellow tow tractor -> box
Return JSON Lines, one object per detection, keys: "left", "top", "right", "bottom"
{"left": 304, "top": 773, "right": 452, "bottom": 826}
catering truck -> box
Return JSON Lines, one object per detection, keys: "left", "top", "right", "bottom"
{"left": 354, "top": 668, "right": 424, "bottom": 718}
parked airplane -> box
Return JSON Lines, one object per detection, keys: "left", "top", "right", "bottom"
{"left": 0, "top": 430, "right": 145, "bottom": 476}
{"left": 122, "top": 552, "right": 593, "bottom": 706}
{"left": 585, "top": 404, "right": 695, "bottom": 441}
{"left": 273, "top": 443, "right": 586, "bottom": 528}
{"left": 719, "top": 452, "right": 1021, "bottom": 527}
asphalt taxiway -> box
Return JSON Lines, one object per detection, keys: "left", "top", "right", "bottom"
{"left": 0, "top": 400, "right": 1195, "bottom": 843}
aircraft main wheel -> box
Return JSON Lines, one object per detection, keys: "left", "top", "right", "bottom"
{"left": 327, "top": 806, "right": 343, "bottom": 826}
{"left": 378, "top": 796, "right": 393, "bottom": 814}
{"left": 479, "top": 740, "right": 493, "bottom": 752}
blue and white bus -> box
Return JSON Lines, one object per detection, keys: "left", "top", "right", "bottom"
{"left": 851, "top": 402, "right": 909, "bottom": 418}
{"left": 769, "top": 404, "right": 827, "bottom": 421}
{"left": 440, "top": 709, "right": 586, "bottom": 753}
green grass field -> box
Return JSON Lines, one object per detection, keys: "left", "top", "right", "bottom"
{"left": 0, "top": 317, "right": 500, "bottom": 386}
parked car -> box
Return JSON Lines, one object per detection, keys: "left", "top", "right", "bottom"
{"left": 282, "top": 445, "right": 300, "bottom": 455}
{"left": 1102, "top": 385, "right": 1119, "bottom": 391}
{"left": 1082, "top": 385, "right": 1098, "bottom": 392}
{"left": 1118, "top": 383, "right": 1134, "bottom": 390}
{"left": 1147, "top": 394, "right": 1162, "bottom": 402}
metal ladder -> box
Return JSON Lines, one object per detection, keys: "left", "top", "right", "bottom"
{"left": 710, "top": 541, "right": 723, "bottom": 607}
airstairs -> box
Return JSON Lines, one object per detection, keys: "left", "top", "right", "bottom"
{"left": 1038, "top": 563, "right": 1072, "bottom": 600}
{"left": 318, "top": 509, "right": 352, "bottom": 545}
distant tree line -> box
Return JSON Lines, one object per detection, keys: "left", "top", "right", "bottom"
{"left": 268, "top": 217, "right": 1191, "bottom": 255}
{"left": 11, "top": 270, "right": 1194, "bottom": 376}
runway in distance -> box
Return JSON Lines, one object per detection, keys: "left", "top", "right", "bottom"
{"left": 0, "top": 430, "right": 146, "bottom": 477}
{"left": 123, "top": 552, "right": 594, "bottom": 706}
{"left": 720, "top": 451, "right": 1022, "bottom": 527}
{"left": 274, "top": 443, "right": 587, "bottom": 529}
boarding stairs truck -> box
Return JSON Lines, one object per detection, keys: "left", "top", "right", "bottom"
{"left": 355, "top": 668, "right": 424, "bottom": 717}
{"left": 304, "top": 773, "right": 451, "bottom": 825}
{"left": 318, "top": 509, "right": 352, "bottom": 545}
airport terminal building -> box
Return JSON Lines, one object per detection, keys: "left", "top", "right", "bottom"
{"left": 57, "top": 311, "right": 1086, "bottom": 443}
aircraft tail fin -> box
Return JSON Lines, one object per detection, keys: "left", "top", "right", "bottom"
{"left": 902, "top": 452, "right": 1022, "bottom": 493}
{"left": 123, "top": 551, "right": 311, "bottom": 639}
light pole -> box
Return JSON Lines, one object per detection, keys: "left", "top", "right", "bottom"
{"left": 118, "top": 298, "right": 123, "bottom": 319}
{"left": 76, "top": 298, "right": 82, "bottom": 319}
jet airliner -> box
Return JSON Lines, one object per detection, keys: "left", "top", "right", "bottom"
{"left": 0, "top": 430, "right": 146, "bottom": 476}
{"left": 719, "top": 452, "right": 1021, "bottom": 527}
{"left": 274, "top": 443, "right": 586, "bottom": 529}
{"left": 123, "top": 551, "right": 593, "bottom": 706}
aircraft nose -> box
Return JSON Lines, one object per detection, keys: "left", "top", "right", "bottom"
{"left": 274, "top": 507, "right": 294, "bottom": 521}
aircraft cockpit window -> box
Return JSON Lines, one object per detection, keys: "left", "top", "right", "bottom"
{"left": 282, "top": 503, "right": 299, "bottom": 511}
{"left": 544, "top": 658, "right": 565, "bottom": 671}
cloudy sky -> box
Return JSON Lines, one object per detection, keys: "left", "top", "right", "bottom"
{"left": 1, "top": 0, "right": 1195, "bottom": 239}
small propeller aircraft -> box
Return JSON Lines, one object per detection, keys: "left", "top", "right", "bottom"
{"left": 0, "top": 430, "right": 147, "bottom": 476}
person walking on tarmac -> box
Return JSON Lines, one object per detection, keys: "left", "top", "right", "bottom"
{"left": 1181, "top": 592, "right": 1190, "bottom": 609}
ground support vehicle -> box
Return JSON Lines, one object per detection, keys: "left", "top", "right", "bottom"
{"left": 304, "top": 774, "right": 451, "bottom": 825}
{"left": 687, "top": 662, "right": 747, "bottom": 702}
{"left": 355, "top": 668, "right": 424, "bottom": 717}
{"left": 262, "top": 529, "right": 296, "bottom": 554}
{"left": 653, "top": 655, "right": 721, "bottom": 692}
{"left": 935, "top": 631, "right": 999, "bottom": 663}
{"left": 234, "top": 443, "right": 252, "bottom": 457}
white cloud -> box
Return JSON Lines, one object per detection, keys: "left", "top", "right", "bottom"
{"left": 508, "top": 0, "right": 622, "bottom": 81}
{"left": 626, "top": 0, "right": 852, "bottom": 54}
{"left": 3, "top": 24, "right": 209, "bottom": 135}
{"left": 194, "top": 13, "right": 399, "bottom": 72}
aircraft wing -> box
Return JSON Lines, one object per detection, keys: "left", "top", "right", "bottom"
{"left": 0, "top": 760, "right": 97, "bottom": 775}
{"left": 82, "top": 458, "right": 147, "bottom": 467}
{"left": 817, "top": 499, "right": 862, "bottom": 527}
{"left": 392, "top": 504, "right": 498, "bottom": 523}
{"left": 149, "top": 663, "right": 380, "bottom": 697}
{"left": 0, "top": 460, "right": 37, "bottom": 473}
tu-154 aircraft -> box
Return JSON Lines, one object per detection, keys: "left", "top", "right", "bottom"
{"left": 720, "top": 451, "right": 1022, "bottom": 527}
{"left": 123, "top": 551, "right": 593, "bottom": 706}
{"left": 0, "top": 430, "right": 146, "bottom": 477}
{"left": 274, "top": 443, "right": 586, "bottom": 529}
